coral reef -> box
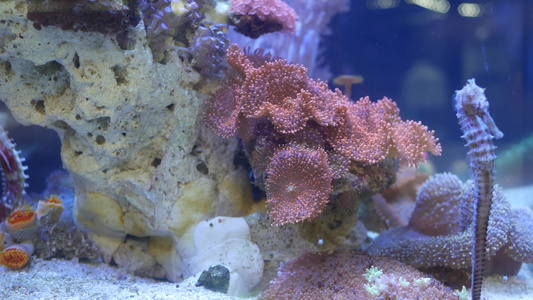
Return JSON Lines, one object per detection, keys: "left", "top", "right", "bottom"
{"left": 205, "top": 44, "right": 441, "bottom": 225}
{"left": 364, "top": 81, "right": 533, "bottom": 299}
{"left": 0, "top": 125, "right": 28, "bottom": 221}
{"left": 366, "top": 173, "right": 533, "bottom": 275}
{"left": 455, "top": 79, "right": 503, "bottom": 300}
{"left": 1, "top": 184, "right": 100, "bottom": 267}
{"left": 260, "top": 250, "right": 459, "bottom": 299}
{"left": 6, "top": 3, "right": 522, "bottom": 300}
{"left": 228, "top": 0, "right": 298, "bottom": 38}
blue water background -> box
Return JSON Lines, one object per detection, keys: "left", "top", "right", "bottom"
{"left": 324, "top": 0, "right": 533, "bottom": 185}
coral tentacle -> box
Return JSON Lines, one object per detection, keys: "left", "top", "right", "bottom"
{"left": 0, "top": 125, "right": 28, "bottom": 221}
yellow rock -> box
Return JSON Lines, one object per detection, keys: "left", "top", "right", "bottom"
{"left": 148, "top": 236, "right": 182, "bottom": 282}
{"left": 167, "top": 178, "right": 217, "bottom": 237}
{"left": 74, "top": 192, "right": 125, "bottom": 238}
{"left": 217, "top": 169, "right": 254, "bottom": 217}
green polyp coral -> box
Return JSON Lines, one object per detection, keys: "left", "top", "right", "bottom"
{"left": 363, "top": 266, "right": 386, "bottom": 296}
{"left": 398, "top": 277, "right": 410, "bottom": 287}
{"left": 364, "top": 282, "right": 386, "bottom": 297}
{"left": 413, "top": 277, "right": 431, "bottom": 288}
{"left": 455, "top": 286, "right": 469, "bottom": 300}
{"left": 364, "top": 266, "right": 383, "bottom": 283}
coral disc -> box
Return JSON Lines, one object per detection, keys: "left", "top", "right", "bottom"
{"left": 0, "top": 247, "right": 29, "bottom": 269}
{"left": 6, "top": 206, "right": 37, "bottom": 232}
{"left": 265, "top": 146, "right": 332, "bottom": 225}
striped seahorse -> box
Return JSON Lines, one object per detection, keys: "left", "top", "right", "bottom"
{"left": 454, "top": 79, "right": 503, "bottom": 300}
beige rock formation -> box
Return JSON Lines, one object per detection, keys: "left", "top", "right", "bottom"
{"left": 0, "top": 0, "right": 253, "bottom": 283}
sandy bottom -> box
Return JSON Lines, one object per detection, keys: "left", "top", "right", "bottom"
{"left": 1, "top": 186, "right": 531, "bottom": 299}
{"left": 1, "top": 257, "right": 531, "bottom": 299}
{"left": 0, "top": 258, "right": 249, "bottom": 300}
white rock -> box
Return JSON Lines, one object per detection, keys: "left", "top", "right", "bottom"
{"left": 181, "top": 217, "right": 264, "bottom": 295}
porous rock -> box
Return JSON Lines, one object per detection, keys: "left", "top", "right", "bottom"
{"left": 0, "top": 0, "right": 249, "bottom": 281}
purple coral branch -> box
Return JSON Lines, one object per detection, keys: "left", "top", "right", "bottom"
{"left": 454, "top": 79, "right": 503, "bottom": 300}
{"left": 0, "top": 125, "right": 28, "bottom": 221}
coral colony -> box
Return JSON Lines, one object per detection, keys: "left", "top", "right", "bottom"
{"left": 0, "top": 0, "right": 532, "bottom": 299}
{"left": 204, "top": 44, "right": 441, "bottom": 225}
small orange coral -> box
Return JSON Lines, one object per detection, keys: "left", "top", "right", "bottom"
{"left": 0, "top": 242, "right": 34, "bottom": 269}
{"left": 5, "top": 205, "right": 36, "bottom": 232}
{"left": 265, "top": 146, "right": 332, "bottom": 225}
{"left": 36, "top": 194, "right": 65, "bottom": 225}
{"left": 44, "top": 194, "right": 62, "bottom": 204}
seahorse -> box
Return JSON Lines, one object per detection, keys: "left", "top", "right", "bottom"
{"left": 0, "top": 124, "right": 28, "bottom": 221}
{"left": 454, "top": 79, "right": 503, "bottom": 300}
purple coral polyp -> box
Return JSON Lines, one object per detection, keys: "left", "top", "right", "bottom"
{"left": 190, "top": 24, "right": 229, "bottom": 76}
